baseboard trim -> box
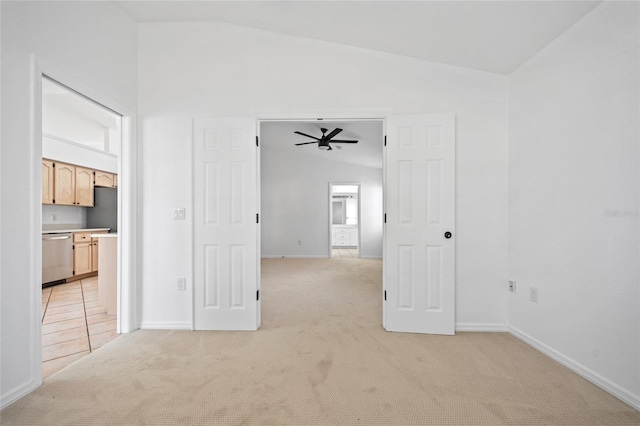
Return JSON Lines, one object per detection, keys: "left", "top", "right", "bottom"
{"left": 140, "top": 321, "right": 192, "bottom": 330}
{"left": 455, "top": 323, "right": 508, "bottom": 332}
{"left": 1, "top": 379, "right": 37, "bottom": 410}
{"left": 509, "top": 326, "right": 640, "bottom": 411}
{"left": 261, "top": 255, "right": 329, "bottom": 259}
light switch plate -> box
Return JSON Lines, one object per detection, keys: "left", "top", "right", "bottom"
{"left": 173, "top": 208, "right": 186, "bottom": 220}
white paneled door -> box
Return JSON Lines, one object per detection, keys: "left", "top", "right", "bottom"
{"left": 384, "top": 113, "right": 456, "bottom": 335}
{"left": 193, "top": 117, "right": 259, "bottom": 330}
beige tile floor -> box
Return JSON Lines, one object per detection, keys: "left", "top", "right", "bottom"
{"left": 41, "top": 276, "right": 118, "bottom": 379}
{"left": 331, "top": 248, "right": 359, "bottom": 258}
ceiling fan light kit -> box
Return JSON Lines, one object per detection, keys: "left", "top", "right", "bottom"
{"left": 294, "top": 127, "right": 358, "bottom": 151}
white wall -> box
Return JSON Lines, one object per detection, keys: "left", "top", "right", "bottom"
{"left": 261, "top": 147, "right": 383, "bottom": 258}
{"left": 0, "top": 1, "right": 137, "bottom": 408}
{"left": 138, "top": 22, "right": 509, "bottom": 329}
{"left": 508, "top": 1, "right": 639, "bottom": 407}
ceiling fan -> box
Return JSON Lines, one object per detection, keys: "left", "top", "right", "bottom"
{"left": 294, "top": 128, "right": 358, "bottom": 151}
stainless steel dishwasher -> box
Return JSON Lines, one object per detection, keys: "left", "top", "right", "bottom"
{"left": 42, "top": 233, "right": 73, "bottom": 286}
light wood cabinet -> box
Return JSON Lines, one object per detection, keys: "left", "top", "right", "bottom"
{"left": 94, "top": 170, "right": 116, "bottom": 188}
{"left": 91, "top": 241, "right": 99, "bottom": 273}
{"left": 54, "top": 162, "right": 76, "bottom": 205}
{"left": 73, "top": 237, "right": 92, "bottom": 276}
{"left": 75, "top": 166, "right": 94, "bottom": 206}
{"left": 73, "top": 231, "right": 107, "bottom": 276}
{"left": 42, "top": 160, "right": 55, "bottom": 204}
{"left": 43, "top": 159, "right": 118, "bottom": 206}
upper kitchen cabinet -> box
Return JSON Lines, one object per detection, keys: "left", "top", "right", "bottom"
{"left": 42, "top": 160, "right": 55, "bottom": 204}
{"left": 94, "top": 170, "right": 117, "bottom": 188}
{"left": 54, "top": 162, "right": 76, "bottom": 205}
{"left": 75, "top": 166, "right": 94, "bottom": 206}
{"left": 48, "top": 161, "right": 94, "bottom": 206}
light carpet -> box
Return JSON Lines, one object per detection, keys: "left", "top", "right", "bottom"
{"left": 2, "top": 258, "right": 639, "bottom": 425}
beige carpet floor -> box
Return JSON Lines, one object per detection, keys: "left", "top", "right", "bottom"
{"left": 2, "top": 258, "right": 639, "bottom": 425}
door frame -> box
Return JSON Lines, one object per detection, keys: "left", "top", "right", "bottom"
{"left": 30, "top": 59, "right": 140, "bottom": 383}
{"left": 329, "top": 182, "right": 362, "bottom": 258}
{"left": 256, "top": 114, "right": 386, "bottom": 329}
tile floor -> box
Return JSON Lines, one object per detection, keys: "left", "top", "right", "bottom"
{"left": 331, "top": 248, "right": 359, "bottom": 258}
{"left": 41, "top": 276, "right": 118, "bottom": 379}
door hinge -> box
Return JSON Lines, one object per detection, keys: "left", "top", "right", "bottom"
{"left": 256, "top": 136, "right": 259, "bottom": 147}
{"left": 256, "top": 213, "right": 259, "bottom": 223}
{"left": 384, "top": 135, "right": 387, "bottom": 147}
{"left": 256, "top": 290, "right": 260, "bottom": 301}
{"left": 384, "top": 290, "right": 387, "bottom": 301}
{"left": 384, "top": 213, "right": 387, "bottom": 223}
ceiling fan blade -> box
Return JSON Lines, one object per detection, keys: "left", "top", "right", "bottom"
{"left": 295, "top": 141, "right": 318, "bottom": 146}
{"left": 294, "top": 131, "right": 320, "bottom": 140}
{"left": 324, "top": 128, "right": 343, "bottom": 141}
{"left": 330, "top": 140, "right": 358, "bottom": 143}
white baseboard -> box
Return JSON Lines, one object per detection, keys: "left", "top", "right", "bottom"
{"left": 1, "top": 379, "right": 37, "bottom": 410}
{"left": 455, "top": 323, "right": 508, "bottom": 332}
{"left": 509, "top": 326, "right": 640, "bottom": 411}
{"left": 261, "top": 255, "right": 329, "bottom": 259}
{"left": 140, "top": 321, "right": 192, "bottom": 330}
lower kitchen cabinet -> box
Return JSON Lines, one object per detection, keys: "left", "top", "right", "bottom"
{"left": 73, "top": 231, "right": 107, "bottom": 276}
{"left": 74, "top": 241, "right": 93, "bottom": 276}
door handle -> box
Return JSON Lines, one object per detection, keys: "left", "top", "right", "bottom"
{"left": 444, "top": 232, "right": 452, "bottom": 239}
{"left": 42, "top": 235, "right": 71, "bottom": 240}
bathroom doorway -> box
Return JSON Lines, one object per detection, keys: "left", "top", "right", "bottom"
{"left": 329, "top": 183, "right": 361, "bottom": 258}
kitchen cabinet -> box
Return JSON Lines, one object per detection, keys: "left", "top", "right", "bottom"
{"left": 75, "top": 166, "right": 94, "bottom": 206}
{"left": 54, "top": 162, "right": 76, "bottom": 205}
{"left": 91, "top": 233, "right": 102, "bottom": 273}
{"left": 94, "top": 170, "right": 116, "bottom": 188}
{"left": 73, "top": 233, "right": 92, "bottom": 276}
{"left": 42, "top": 160, "right": 55, "bottom": 204}
{"left": 50, "top": 161, "right": 94, "bottom": 206}
{"left": 43, "top": 159, "right": 118, "bottom": 206}
{"left": 73, "top": 231, "right": 107, "bottom": 276}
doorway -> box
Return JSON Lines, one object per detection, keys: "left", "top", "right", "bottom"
{"left": 258, "top": 118, "right": 384, "bottom": 327}
{"left": 330, "top": 183, "right": 361, "bottom": 258}
{"left": 40, "top": 76, "right": 122, "bottom": 378}
{"left": 192, "top": 113, "right": 456, "bottom": 334}
{"left": 35, "top": 70, "right": 136, "bottom": 380}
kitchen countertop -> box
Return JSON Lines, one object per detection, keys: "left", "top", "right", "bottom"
{"left": 91, "top": 233, "right": 117, "bottom": 238}
{"left": 42, "top": 227, "right": 111, "bottom": 234}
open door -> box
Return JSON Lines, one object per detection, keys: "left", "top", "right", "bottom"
{"left": 193, "top": 117, "right": 259, "bottom": 330}
{"left": 384, "top": 113, "right": 455, "bottom": 335}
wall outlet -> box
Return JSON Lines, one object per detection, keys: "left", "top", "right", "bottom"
{"left": 177, "top": 277, "right": 186, "bottom": 291}
{"left": 509, "top": 280, "right": 516, "bottom": 292}
{"left": 529, "top": 287, "right": 539, "bottom": 303}
{"left": 173, "top": 208, "right": 186, "bottom": 220}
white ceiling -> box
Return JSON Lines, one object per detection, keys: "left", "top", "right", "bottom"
{"left": 260, "top": 120, "right": 383, "bottom": 169}
{"left": 112, "top": 0, "right": 601, "bottom": 74}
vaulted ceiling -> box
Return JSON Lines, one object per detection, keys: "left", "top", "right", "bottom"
{"left": 112, "top": 0, "right": 601, "bottom": 74}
